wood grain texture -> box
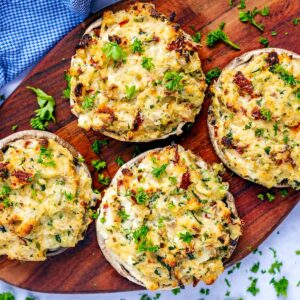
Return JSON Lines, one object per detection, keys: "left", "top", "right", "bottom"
{"left": 0, "top": 0, "right": 299, "bottom": 293}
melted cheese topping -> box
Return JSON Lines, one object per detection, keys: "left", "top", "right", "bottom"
{"left": 0, "top": 138, "right": 98, "bottom": 261}
{"left": 211, "top": 50, "right": 300, "bottom": 189}
{"left": 97, "top": 145, "right": 241, "bottom": 290}
{"left": 69, "top": 2, "right": 206, "bottom": 142}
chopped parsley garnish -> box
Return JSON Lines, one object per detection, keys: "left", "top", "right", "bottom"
{"left": 255, "top": 128, "right": 264, "bottom": 137}
{"left": 280, "top": 189, "right": 288, "bottom": 197}
{"left": 206, "top": 22, "right": 240, "bottom": 50}
{"left": 264, "top": 146, "right": 271, "bottom": 155}
{"left": 225, "top": 278, "right": 231, "bottom": 287}
{"left": 132, "top": 224, "right": 158, "bottom": 253}
{"left": 273, "top": 121, "right": 279, "bottom": 136}
{"left": 293, "top": 18, "right": 299, "bottom": 25}
{"left": 259, "top": 36, "right": 269, "bottom": 47}
{"left": 266, "top": 192, "right": 275, "bottom": 202}
{"left": 131, "top": 38, "right": 144, "bottom": 53}
{"left": 141, "top": 57, "right": 154, "bottom": 71}
{"left": 152, "top": 164, "right": 168, "bottom": 178}
{"left": 133, "top": 224, "right": 149, "bottom": 243}
{"left": 270, "top": 64, "right": 299, "bottom": 86}
{"left": 239, "top": 7, "right": 270, "bottom": 31}
{"left": 205, "top": 67, "right": 222, "bottom": 84}
{"left": 168, "top": 176, "right": 177, "bottom": 184}
{"left": 11, "top": 125, "right": 18, "bottom": 132}
{"left": 92, "top": 159, "right": 106, "bottom": 171}
{"left": 64, "top": 192, "right": 74, "bottom": 201}
{"left": 270, "top": 277, "right": 288, "bottom": 297}
{"left": 250, "top": 262, "right": 260, "bottom": 273}
{"left": 268, "top": 260, "right": 283, "bottom": 274}
{"left": 200, "top": 288, "right": 210, "bottom": 295}
{"left": 37, "top": 146, "right": 56, "bottom": 167}
{"left": 27, "top": 86, "right": 55, "bottom": 130}
{"left": 247, "top": 277, "right": 260, "bottom": 296}
{"left": 192, "top": 31, "right": 201, "bottom": 43}
{"left": 0, "top": 292, "right": 15, "bottom": 300}
{"left": 171, "top": 288, "right": 181, "bottom": 295}
{"left": 125, "top": 85, "right": 137, "bottom": 99}
{"left": 82, "top": 95, "right": 95, "bottom": 110}
{"left": 136, "top": 188, "right": 148, "bottom": 204}
{"left": 179, "top": 231, "right": 193, "bottom": 243}
{"left": 238, "top": 0, "right": 246, "bottom": 9}
{"left": 115, "top": 156, "right": 125, "bottom": 166}
{"left": 102, "top": 42, "right": 126, "bottom": 62}
{"left": 92, "top": 139, "right": 108, "bottom": 154}
{"left": 63, "top": 72, "right": 71, "bottom": 98}
{"left": 118, "top": 209, "right": 130, "bottom": 222}
{"left": 295, "top": 250, "right": 300, "bottom": 255}
{"left": 98, "top": 174, "right": 111, "bottom": 185}
{"left": 269, "top": 247, "right": 277, "bottom": 258}
{"left": 244, "top": 121, "right": 252, "bottom": 129}
{"left": 271, "top": 31, "right": 277, "bottom": 36}
{"left": 164, "top": 71, "right": 184, "bottom": 91}
{"left": 55, "top": 234, "right": 61, "bottom": 243}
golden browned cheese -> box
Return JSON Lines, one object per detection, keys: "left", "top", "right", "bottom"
{"left": 0, "top": 138, "right": 98, "bottom": 261}
{"left": 97, "top": 145, "right": 241, "bottom": 290}
{"left": 69, "top": 2, "right": 206, "bottom": 142}
{"left": 211, "top": 50, "right": 300, "bottom": 189}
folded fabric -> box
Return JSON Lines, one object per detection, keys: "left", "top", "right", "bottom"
{"left": 0, "top": 0, "right": 92, "bottom": 89}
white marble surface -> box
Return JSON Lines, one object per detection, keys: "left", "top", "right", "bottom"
{"left": 1, "top": 0, "right": 300, "bottom": 299}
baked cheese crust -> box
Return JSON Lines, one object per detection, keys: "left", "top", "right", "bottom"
{"left": 69, "top": 2, "right": 206, "bottom": 142}
{"left": 97, "top": 145, "right": 241, "bottom": 290}
{"left": 0, "top": 136, "right": 98, "bottom": 261}
{"left": 209, "top": 49, "right": 300, "bottom": 189}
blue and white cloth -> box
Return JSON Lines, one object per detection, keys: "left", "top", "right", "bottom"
{"left": 0, "top": 0, "right": 92, "bottom": 89}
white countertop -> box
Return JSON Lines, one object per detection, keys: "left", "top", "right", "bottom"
{"left": 0, "top": 1, "right": 299, "bottom": 299}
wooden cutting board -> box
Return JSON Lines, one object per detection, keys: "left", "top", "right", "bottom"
{"left": 0, "top": 0, "right": 299, "bottom": 293}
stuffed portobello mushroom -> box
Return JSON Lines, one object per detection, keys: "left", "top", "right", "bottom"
{"left": 0, "top": 131, "right": 99, "bottom": 261}
{"left": 96, "top": 144, "right": 241, "bottom": 290}
{"left": 208, "top": 48, "right": 300, "bottom": 189}
{"left": 69, "top": 2, "right": 207, "bottom": 142}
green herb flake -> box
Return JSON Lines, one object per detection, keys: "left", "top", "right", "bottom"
{"left": 102, "top": 42, "right": 126, "bottom": 62}
{"left": 152, "top": 164, "right": 168, "bottom": 178}
{"left": 255, "top": 128, "right": 264, "bottom": 137}
{"left": 268, "top": 260, "right": 283, "bottom": 274}
{"left": 0, "top": 292, "right": 15, "bottom": 300}
{"left": 55, "top": 234, "right": 61, "bottom": 243}
{"left": 179, "top": 231, "right": 193, "bottom": 243}
{"left": 238, "top": 0, "right": 246, "bottom": 9}
{"left": 27, "top": 86, "right": 56, "bottom": 130}
{"left": 270, "top": 64, "right": 299, "bottom": 86}
{"left": 63, "top": 72, "right": 72, "bottom": 99}
{"left": 118, "top": 209, "right": 130, "bottom": 222}
{"left": 270, "top": 277, "right": 288, "bottom": 297}
{"left": 251, "top": 262, "right": 260, "bottom": 273}
{"left": 269, "top": 247, "right": 277, "bottom": 258}
{"left": 280, "top": 189, "right": 288, "bottom": 197}
{"left": 135, "top": 188, "right": 148, "bottom": 204}
{"left": 264, "top": 146, "right": 271, "bottom": 155}
{"left": 292, "top": 18, "right": 299, "bottom": 25}
{"left": 266, "top": 192, "right": 275, "bottom": 202}
{"left": 92, "top": 139, "right": 109, "bottom": 154}
{"left": 192, "top": 31, "right": 201, "bottom": 43}
{"left": 11, "top": 125, "right": 18, "bottom": 132}
{"left": 92, "top": 159, "right": 106, "bottom": 171}
{"left": 225, "top": 278, "right": 231, "bottom": 287}
{"left": 171, "top": 288, "right": 181, "bottom": 295}
{"left": 131, "top": 38, "right": 144, "bottom": 53}
{"left": 98, "top": 174, "right": 111, "bottom": 185}
{"left": 259, "top": 36, "right": 269, "bottom": 47}
{"left": 247, "top": 277, "right": 260, "bottom": 296}
{"left": 125, "top": 85, "right": 137, "bottom": 99}
{"left": 295, "top": 250, "right": 300, "bottom": 255}
{"left": 205, "top": 67, "right": 222, "bottom": 84}
{"left": 271, "top": 31, "right": 277, "bottom": 36}
{"left": 82, "top": 95, "right": 95, "bottom": 110}
{"left": 200, "top": 288, "right": 210, "bottom": 295}
{"left": 206, "top": 22, "right": 240, "bottom": 50}
{"left": 239, "top": 7, "right": 269, "bottom": 31}
{"left": 164, "top": 71, "right": 184, "bottom": 91}
{"left": 141, "top": 57, "right": 154, "bottom": 71}
{"left": 115, "top": 156, "right": 125, "bottom": 166}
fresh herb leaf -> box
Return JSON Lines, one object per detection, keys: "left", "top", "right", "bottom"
{"left": 27, "top": 86, "right": 55, "bottom": 130}
{"left": 238, "top": 0, "right": 246, "bottom": 9}
{"left": 264, "top": 146, "right": 271, "bottom": 155}
{"left": 270, "top": 64, "right": 299, "bottom": 86}
{"left": 239, "top": 7, "right": 269, "bottom": 31}
{"left": 63, "top": 72, "right": 71, "bottom": 98}
{"left": 280, "top": 189, "right": 288, "bottom": 197}
{"left": 141, "top": 57, "right": 154, "bottom": 71}
{"left": 172, "top": 288, "right": 181, "bottom": 295}
{"left": 266, "top": 192, "right": 275, "bottom": 202}
{"left": 259, "top": 36, "right": 269, "bottom": 47}
{"left": 152, "top": 164, "right": 168, "bottom": 178}
{"left": 255, "top": 128, "right": 264, "bottom": 137}
{"left": 271, "top": 31, "right": 277, "bottom": 36}
{"left": 133, "top": 224, "right": 149, "bottom": 243}
{"left": 164, "top": 71, "right": 184, "bottom": 91}
{"left": 179, "top": 231, "right": 193, "bottom": 243}
{"left": 55, "top": 234, "right": 61, "bottom": 243}
{"left": 270, "top": 277, "right": 288, "bottom": 297}
{"left": 102, "top": 42, "right": 126, "bottom": 62}
{"left": 92, "top": 159, "right": 106, "bottom": 171}
{"left": 64, "top": 191, "right": 74, "bottom": 201}
{"left": 98, "top": 174, "right": 111, "bottom": 185}
{"left": 37, "top": 146, "right": 56, "bottom": 167}
{"left": 131, "top": 38, "right": 144, "bottom": 53}
{"left": 225, "top": 278, "right": 231, "bottom": 287}
{"left": 192, "top": 31, "right": 201, "bottom": 43}
{"left": 295, "top": 250, "right": 300, "bottom": 255}
{"left": 251, "top": 262, "right": 260, "bottom": 273}
{"left": 92, "top": 139, "right": 109, "bottom": 154}
{"left": 269, "top": 247, "right": 277, "bottom": 258}
{"left": 135, "top": 188, "right": 148, "bottom": 204}
{"left": 0, "top": 292, "right": 15, "bottom": 300}
{"left": 199, "top": 288, "right": 210, "bottom": 295}
{"left": 247, "top": 277, "right": 260, "bottom": 296}
{"left": 261, "top": 107, "right": 272, "bottom": 120}
{"left": 273, "top": 121, "right": 279, "bottom": 136}
{"left": 125, "top": 85, "right": 137, "bottom": 99}
{"left": 11, "top": 125, "right": 18, "bottom": 132}
{"left": 82, "top": 95, "right": 95, "bottom": 110}
{"left": 115, "top": 156, "right": 125, "bottom": 166}
{"left": 206, "top": 22, "right": 240, "bottom": 50}
{"left": 205, "top": 67, "right": 222, "bottom": 84}
{"left": 118, "top": 209, "right": 130, "bottom": 222}
{"left": 293, "top": 18, "right": 299, "bottom": 25}
{"left": 268, "top": 260, "right": 283, "bottom": 274}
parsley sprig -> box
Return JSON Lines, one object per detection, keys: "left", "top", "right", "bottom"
{"left": 27, "top": 86, "right": 56, "bottom": 130}
{"left": 239, "top": 7, "right": 270, "bottom": 31}
{"left": 205, "top": 67, "right": 222, "bottom": 84}
{"left": 102, "top": 42, "right": 126, "bottom": 62}
{"left": 164, "top": 71, "right": 184, "bottom": 91}
{"left": 63, "top": 73, "right": 71, "bottom": 99}
{"left": 206, "top": 22, "right": 240, "bottom": 50}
